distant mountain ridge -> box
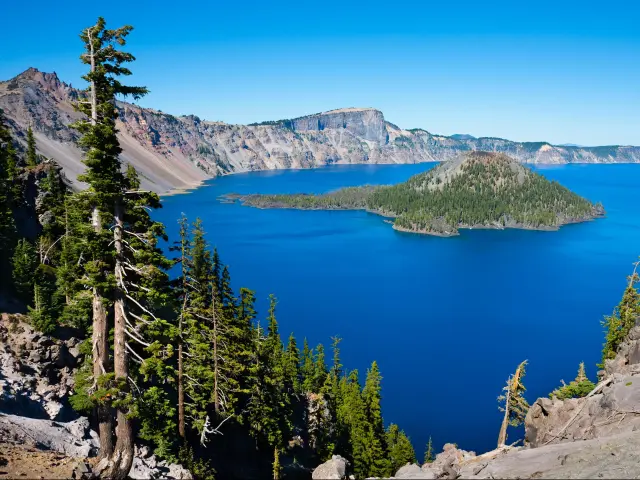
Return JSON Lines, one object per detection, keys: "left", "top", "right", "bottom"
{"left": 1, "top": 68, "right": 639, "bottom": 194}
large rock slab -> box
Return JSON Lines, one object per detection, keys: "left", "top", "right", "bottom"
{"left": 459, "top": 430, "right": 640, "bottom": 479}
{"left": 0, "top": 413, "right": 99, "bottom": 457}
{"left": 312, "top": 455, "right": 349, "bottom": 479}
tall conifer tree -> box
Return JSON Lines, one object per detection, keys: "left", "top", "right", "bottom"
{"left": 363, "top": 361, "right": 390, "bottom": 476}
{"left": 73, "top": 17, "right": 157, "bottom": 478}
{"left": 26, "top": 126, "right": 37, "bottom": 167}
{"left": 0, "top": 109, "right": 16, "bottom": 281}
{"left": 386, "top": 423, "right": 416, "bottom": 474}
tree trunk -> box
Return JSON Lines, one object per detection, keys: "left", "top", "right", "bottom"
{"left": 497, "top": 377, "right": 511, "bottom": 448}
{"left": 178, "top": 292, "right": 186, "bottom": 438}
{"left": 88, "top": 28, "right": 98, "bottom": 127}
{"left": 108, "top": 197, "right": 135, "bottom": 479}
{"left": 91, "top": 206, "right": 113, "bottom": 460}
{"left": 213, "top": 287, "right": 219, "bottom": 414}
{"left": 87, "top": 27, "right": 118, "bottom": 467}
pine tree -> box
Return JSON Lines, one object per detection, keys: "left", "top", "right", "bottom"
{"left": 73, "top": 17, "right": 151, "bottom": 478}
{"left": 56, "top": 195, "right": 93, "bottom": 329}
{"left": 117, "top": 165, "right": 176, "bottom": 458}
{"left": 497, "top": 360, "right": 529, "bottom": 447}
{"left": 576, "top": 361, "right": 587, "bottom": 383}
{"left": 212, "top": 247, "right": 222, "bottom": 301}
{"left": 363, "top": 361, "right": 390, "bottom": 477}
{"left": 285, "top": 333, "right": 301, "bottom": 394}
{"left": 37, "top": 164, "right": 68, "bottom": 265}
{"left": 0, "top": 109, "right": 16, "bottom": 283}
{"left": 30, "top": 263, "right": 58, "bottom": 333}
{"left": 301, "top": 339, "right": 315, "bottom": 392}
{"left": 601, "top": 266, "right": 640, "bottom": 366}
{"left": 550, "top": 362, "right": 595, "bottom": 400}
{"left": 331, "top": 336, "right": 343, "bottom": 379}
{"left": 26, "top": 126, "right": 37, "bottom": 167}
{"left": 338, "top": 370, "right": 370, "bottom": 479}
{"left": 246, "top": 295, "right": 293, "bottom": 452}
{"left": 423, "top": 436, "right": 434, "bottom": 464}
{"left": 386, "top": 423, "right": 416, "bottom": 473}
{"left": 172, "top": 214, "right": 190, "bottom": 439}
{"left": 313, "top": 343, "right": 328, "bottom": 391}
{"left": 11, "top": 239, "right": 37, "bottom": 305}
{"left": 272, "top": 447, "right": 282, "bottom": 480}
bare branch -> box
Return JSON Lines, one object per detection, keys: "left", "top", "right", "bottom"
{"left": 126, "top": 342, "right": 145, "bottom": 364}
{"left": 200, "top": 414, "right": 233, "bottom": 446}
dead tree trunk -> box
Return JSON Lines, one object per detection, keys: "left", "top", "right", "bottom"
{"left": 178, "top": 292, "right": 186, "bottom": 438}
{"left": 497, "top": 376, "right": 512, "bottom": 447}
{"left": 497, "top": 362, "right": 526, "bottom": 447}
{"left": 212, "top": 287, "right": 220, "bottom": 414}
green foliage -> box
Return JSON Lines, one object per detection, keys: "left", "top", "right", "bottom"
{"left": 69, "top": 340, "right": 95, "bottom": 414}
{"left": 0, "top": 19, "right": 416, "bottom": 479}
{"left": 301, "top": 339, "right": 315, "bottom": 392}
{"left": 272, "top": 447, "right": 282, "bottom": 480}
{"left": 12, "top": 239, "right": 37, "bottom": 304}
{"left": 601, "top": 270, "right": 640, "bottom": 366}
{"left": 386, "top": 424, "right": 416, "bottom": 473}
{"left": 363, "top": 361, "right": 390, "bottom": 476}
{"left": 424, "top": 436, "right": 434, "bottom": 463}
{"left": 178, "top": 446, "right": 216, "bottom": 480}
{"left": 26, "top": 126, "right": 38, "bottom": 167}
{"left": 0, "top": 109, "right": 17, "bottom": 280}
{"left": 29, "top": 263, "right": 60, "bottom": 333}
{"left": 498, "top": 360, "right": 529, "bottom": 446}
{"left": 337, "top": 370, "right": 370, "bottom": 478}
{"left": 550, "top": 362, "right": 596, "bottom": 400}
{"left": 313, "top": 343, "right": 328, "bottom": 391}
{"left": 135, "top": 387, "right": 177, "bottom": 458}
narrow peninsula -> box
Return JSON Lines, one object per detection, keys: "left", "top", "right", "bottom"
{"left": 231, "top": 151, "right": 605, "bottom": 236}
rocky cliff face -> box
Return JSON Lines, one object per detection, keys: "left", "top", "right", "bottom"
{"left": 2, "top": 68, "right": 640, "bottom": 194}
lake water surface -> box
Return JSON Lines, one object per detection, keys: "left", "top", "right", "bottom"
{"left": 156, "top": 163, "right": 640, "bottom": 455}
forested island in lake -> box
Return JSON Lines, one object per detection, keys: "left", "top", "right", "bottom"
{"left": 232, "top": 151, "right": 605, "bottom": 236}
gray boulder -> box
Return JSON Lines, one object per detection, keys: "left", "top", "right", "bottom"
{"left": 129, "top": 446, "right": 192, "bottom": 479}
{"left": 394, "top": 463, "right": 433, "bottom": 479}
{"left": 459, "top": 430, "right": 640, "bottom": 479}
{"left": 0, "top": 413, "right": 99, "bottom": 457}
{"left": 312, "top": 455, "right": 349, "bottom": 479}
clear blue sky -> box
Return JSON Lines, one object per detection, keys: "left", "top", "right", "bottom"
{"left": 2, "top": 0, "right": 639, "bottom": 146}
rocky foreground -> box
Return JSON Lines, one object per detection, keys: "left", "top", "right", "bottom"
{"left": 0, "top": 314, "right": 191, "bottom": 479}
{"left": 2, "top": 68, "right": 640, "bottom": 194}
{"left": 3, "top": 309, "right": 640, "bottom": 479}
{"left": 312, "top": 319, "right": 640, "bottom": 479}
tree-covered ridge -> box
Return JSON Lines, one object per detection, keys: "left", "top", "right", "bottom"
{"left": 238, "top": 152, "right": 604, "bottom": 236}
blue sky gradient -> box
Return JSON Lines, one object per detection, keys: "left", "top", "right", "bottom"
{"left": 2, "top": 0, "right": 639, "bottom": 145}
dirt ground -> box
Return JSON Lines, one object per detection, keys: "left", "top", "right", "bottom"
{"left": 0, "top": 443, "right": 94, "bottom": 479}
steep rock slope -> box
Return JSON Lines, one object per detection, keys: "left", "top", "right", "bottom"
{"left": 2, "top": 68, "right": 640, "bottom": 194}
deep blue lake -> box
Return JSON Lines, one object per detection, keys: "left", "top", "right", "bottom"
{"left": 156, "top": 163, "right": 640, "bottom": 456}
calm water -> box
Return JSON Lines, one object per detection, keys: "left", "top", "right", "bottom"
{"left": 156, "top": 163, "right": 640, "bottom": 455}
